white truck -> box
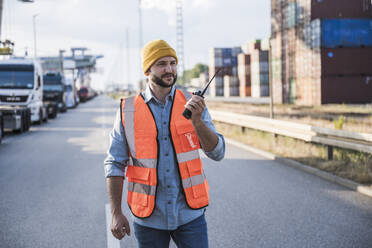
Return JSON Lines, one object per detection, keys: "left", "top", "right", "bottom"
{"left": 0, "top": 58, "right": 47, "bottom": 133}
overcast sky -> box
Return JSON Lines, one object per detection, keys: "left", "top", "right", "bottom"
{"left": 3, "top": 0, "right": 270, "bottom": 90}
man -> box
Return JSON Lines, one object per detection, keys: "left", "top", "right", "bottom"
{"left": 104, "top": 39, "right": 225, "bottom": 248}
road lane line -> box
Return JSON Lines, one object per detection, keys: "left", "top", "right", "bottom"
{"left": 105, "top": 203, "right": 120, "bottom": 248}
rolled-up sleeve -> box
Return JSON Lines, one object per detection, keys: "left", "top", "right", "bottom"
{"left": 201, "top": 107, "right": 225, "bottom": 161}
{"left": 104, "top": 109, "right": 129, "bottom": 177}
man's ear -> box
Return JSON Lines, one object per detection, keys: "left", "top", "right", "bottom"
{"left": 144, "top": 69, "right": 150, "bottom": 77}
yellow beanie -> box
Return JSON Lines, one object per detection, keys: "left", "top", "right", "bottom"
{"left": 141, "top": 40, "right": 178, "bottom": 74}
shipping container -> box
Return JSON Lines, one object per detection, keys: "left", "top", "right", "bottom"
{"left": 215, "top": 86, "right": 224, "bottom": 97}
{"left": 232, "top": 47, "right": 242, "bottom": 57}
{"left": 209, "top": 67, "right": 233, "bottom": 79}
{"left": 238, "top": 53, "right": 250, "bottom": 65}
{"left": 261, "top": 39, "right": 270, "bottom": 51}
{"left": 321, "top": 47, "right": 372, "bottom": 76}
{"left": 238, "top": 65, "right": 250, "bottom": 78}
{"left": 260, "top": 73, "right": 270, "bottom": 84}
{"left": 215, "top": 76, "right": 223, "bottom": 87}
{"left": 271, "top": 58, "right": 282, "bottom": 81}
{"left": 260, "top": 84, "right": 270, "bottom": 97}
{"left": 240, "top": 85, "right": 251, "bottom": 97}
{"left": 321, "top": 76, "right": 372, "bottom": 104}
{"left": 311, "top": 0, "right": 372, "bottom": 19}
{"left": 252, "top": 83, "right": 260, "bottom": 98}
{"left": 241, "top": 40, "right": 261, "bottom": 54}
{"left": 285, "top": 2, "right": 296, "bottom": 29}
{"left": 232, "top": 66, "right": 238, "bottom": 76}
{"left": 272, "top": 77, "right": 284, "bottom": 104}
{"left": 312, "top": 19, "right": 372, "bottom": 48}
{"left": 224, "top": 75, "right": 239, "bottom": 88}
{"left": 231, "top": 87, "right": 240, "bottom": 97}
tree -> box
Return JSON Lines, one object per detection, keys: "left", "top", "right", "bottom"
{"left": 178, "top": 63, "right": 208, "bottom": 85}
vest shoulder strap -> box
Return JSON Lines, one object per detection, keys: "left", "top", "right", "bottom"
{"left": 121, "top": 96, "right": 136, "bottom": 113}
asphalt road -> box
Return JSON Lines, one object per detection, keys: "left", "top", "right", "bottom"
{"left": 0, "top": 95, "right": 371, "bottom": 248}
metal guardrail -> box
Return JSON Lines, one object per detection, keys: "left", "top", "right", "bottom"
{"left": 206, "top": 96, "right": 270, "bottom": 104}
{"left": 209, "top": 110, "right": 372, "bottom": 156}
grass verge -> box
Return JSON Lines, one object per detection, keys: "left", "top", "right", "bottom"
{"left": 215, "top": 121, "right": 372, "bottom": 186}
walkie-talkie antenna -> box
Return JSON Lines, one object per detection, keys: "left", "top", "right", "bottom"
{"left": 201, "top": 68, "right": 222, "bottom": 96}
{"left": 182, "top": 68, "right": 222, "bottom": 119}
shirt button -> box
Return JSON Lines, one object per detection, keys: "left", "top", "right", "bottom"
{"left": 164, "top": 137, "right": 167, "bottom": 141}
{"left": 165, "top": 153, "right": 169, "bottom": 156}
{"left": 167, "top": 185, "right": 171, "bottom": 188}
{"left": 163, "top": 121, "right": 167, "bottom": 125}
{"left": 168, "top": 201, "right": 171, "bottom": 204}
{"left": 166, "top": 169, "right": 170, "bottom": 173}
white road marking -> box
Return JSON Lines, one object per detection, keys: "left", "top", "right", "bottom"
{"left": 105, "top": 203, "right": 121, "bottom": 248}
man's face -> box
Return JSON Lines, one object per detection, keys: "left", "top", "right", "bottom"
{"left": 146, "top": 56, "right": 177, "bottom": 88}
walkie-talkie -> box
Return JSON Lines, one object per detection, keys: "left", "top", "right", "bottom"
{"left": 182, "top": 68, "right": 221, "bottom": 119}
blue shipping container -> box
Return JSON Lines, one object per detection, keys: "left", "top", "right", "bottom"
{"left": 222, "top": 48, "right": 232, "bottom": 56}
{"left": 321, "top": 19, "right": 372, "bottom": 48}
{"left": 231, "top": 57, "right": 238, "bottom": 66}
{"left": 223, "top": 57, "right": 232, "bottom": 67}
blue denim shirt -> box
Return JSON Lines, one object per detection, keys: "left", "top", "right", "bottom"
{"left": 104, "top": 85, "right": 225, "bottom": 230}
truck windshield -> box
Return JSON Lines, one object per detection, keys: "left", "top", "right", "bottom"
{"left": 0, "top": 68, "right": 34, "bottom": 89}
{"left": 43, "top": 74, "right": 62, "bottom": 85}
{"left": 43, "top": 84, "right": 63, "bottom": 91}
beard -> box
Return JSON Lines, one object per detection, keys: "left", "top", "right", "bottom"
{"left": 151, "top": 73, "right": 177, "bottom": 88}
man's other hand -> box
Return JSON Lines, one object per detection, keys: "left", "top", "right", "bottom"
{"left": 111, "top": 212, "right": 131, "bottom": 240}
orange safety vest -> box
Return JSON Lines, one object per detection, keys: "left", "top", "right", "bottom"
{"left": 120, "top": 89, "right": 209, "bottom": 218}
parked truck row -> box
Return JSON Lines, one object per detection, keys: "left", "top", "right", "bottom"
{"left": 0, "top": 57, "right": 97, "bottom": 144}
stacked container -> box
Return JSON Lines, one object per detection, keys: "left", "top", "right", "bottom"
{"left": 209, "top": 47, "right": 241, "bottom": 96}
{"left": 238, "top": 54, "right": 251, "bottom": 97}
{"left": 271, "top": 0, "right": 372, "bottom": 105}
{"left": 223, "top": 75, "right": 239, "bottom": 97}
{"left": 243, "top": 40, "right": 270, "bottom": 98}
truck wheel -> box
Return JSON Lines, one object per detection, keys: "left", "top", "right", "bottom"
{"left": 25, "top": 109, "right": 31, "bottom": 131}
{"left": 0, "top": 117, "right": 3, "bottom": 144}
{"left": 22, "top": 111, "right": 27, "bottom": 132}
{"left": 43, "top": 110, "right": 48, "bottom": 123}
{"left": 51, "top": 107, "right": 58, "bottom": 119}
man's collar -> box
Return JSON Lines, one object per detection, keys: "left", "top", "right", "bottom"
{"left": 143, "top": 84, "right": 176, "bottom": 103}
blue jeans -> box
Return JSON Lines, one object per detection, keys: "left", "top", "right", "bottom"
{"left": 133, "top": 214, "right": 209, "bottom": 248}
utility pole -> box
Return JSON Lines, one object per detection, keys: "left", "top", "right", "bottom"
{"left": 126, "top": 28, "right": 130, "bottom": 90}
{"left": 0, "top": 0, "right": 3, "bottom": 40}
{"left": 59, "top": 49, "right": 65, "bottom": 73}
{"left": 269, "top": 38, "right": 274, "bottom": 119}
{"left": 119, "top": 42, "right": 123, "bottom": 89}
{"left": 138, "top": 0, "right": 143, "bottom": 49}
{"left": 32, "top": 14, "right": 39, "bottom": 58}
{"left": 138, "top": 0, "right": 143, "bottom": 90}
{"left": 176, "top": 0, "right": 185, "bottom": 83}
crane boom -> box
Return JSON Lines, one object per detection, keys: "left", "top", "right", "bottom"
{"left": 0, "top": 0, "right": 34, "bottom": 55}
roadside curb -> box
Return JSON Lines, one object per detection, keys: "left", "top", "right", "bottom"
{"left": 225, "top": 138, "right": 372, "bottom": 199}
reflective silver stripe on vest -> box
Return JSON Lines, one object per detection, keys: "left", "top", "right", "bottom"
{"left": 177, "top": 149, "right": 200, "bottom": 163}
{"left": 182, "top": 172, "right": 206, "bottom": 189}
{"left": 123, "top": 96, "right": 136, "bottom": 158}
{"left": 128, "top": 181, "right": 156, "bottom": 196}
{"left": 129, "top": 157, "right": 157, "bottom": 169}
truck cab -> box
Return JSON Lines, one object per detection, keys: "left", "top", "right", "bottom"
{"left": 43, "top": 72, "right": 67, "bottom": 113}
{"left": 0, "top": 58, "right": 46, "bottom": 124}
